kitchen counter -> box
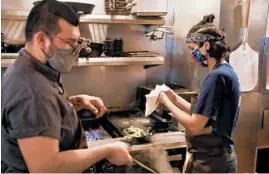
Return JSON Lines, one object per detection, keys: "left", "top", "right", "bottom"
{"left": 86, "top": 131, "right": 186, "bottom": 173}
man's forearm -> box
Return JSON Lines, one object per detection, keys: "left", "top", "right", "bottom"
{"left": 35, "top": 146, "right": 109, "bottom": 173}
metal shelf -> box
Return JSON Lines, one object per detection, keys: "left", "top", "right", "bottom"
{"left": 1, "top": 53, "right": 18, "bottom": 59}
{"left": 80, "top": 14, "right": 165, "bottom": 25}
{"left": 1, "top": 53, "right": 164, "bottom": 67}
{"left": 1, "top": 10, "right": 165, "bottom": 25}
{"left": 75, "top": 57, "right": 164, "bottom": 66}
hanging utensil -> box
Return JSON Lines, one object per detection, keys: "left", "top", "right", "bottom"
{"left": 229, "top": 0, "right": 259, "bottom": 92}
{"left": 126, "top": 0, "right": 142, "bottom": 10}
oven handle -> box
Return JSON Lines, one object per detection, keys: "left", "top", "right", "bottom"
{"left": 261, "top": 110, "right": 269, "bottom": 130}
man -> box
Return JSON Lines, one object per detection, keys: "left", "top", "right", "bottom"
{"left": 1, "top": 0, "right": 132, "bottom": 172}
{"left": 158, "top": 14, "right": 240, "bottom": 173}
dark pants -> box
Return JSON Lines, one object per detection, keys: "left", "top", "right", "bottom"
{"left": 226, "top": 151, "right": 237, "bottom": 173}
{"left": 185, "top": 134, "right": 238, "bottom": 173}
{"left": 185, "top": 151, "right": 238, "bottom": 173}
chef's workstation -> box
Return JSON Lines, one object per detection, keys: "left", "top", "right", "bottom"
{"left": 1, "top": 0, "right": 269, "bottom": 173}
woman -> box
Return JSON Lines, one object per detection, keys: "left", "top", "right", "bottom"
{"left": 158, "top": 14, "right": 240, "bottom": 173}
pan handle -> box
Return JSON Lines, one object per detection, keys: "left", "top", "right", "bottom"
{"left": 98, "top": 112, "right": 124, "bottom": 138}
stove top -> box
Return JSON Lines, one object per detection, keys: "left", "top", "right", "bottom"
{"left": 79, "top": 108, "right": 179, "bottom": 141}
{"left": 77, "top": 108, "right": 183, "bottom": 173}
{"left": 76, "top": 84, "right": 191, "bottom": 173}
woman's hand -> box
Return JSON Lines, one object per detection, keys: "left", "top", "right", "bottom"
{"left": 158, "top": 91, "right": 171, "bottom": 105}
{"left": 164, "top": 88, "right": 177, "bottom": 103}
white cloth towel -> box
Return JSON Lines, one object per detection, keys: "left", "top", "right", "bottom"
{"left": 145, "top": 84, "right": 170, "bottom": 116}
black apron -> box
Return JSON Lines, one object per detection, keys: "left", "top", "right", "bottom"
{"left": 184, "top": 134, "right": 229, "bottom": 173}
{"left": 184, "top": 95, "right": 229, "bottom": 173}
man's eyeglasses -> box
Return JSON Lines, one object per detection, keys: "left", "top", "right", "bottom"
{"left": 54, "top": 35, "right": 78, "bottom": 50}
{"left": 44, "top": 31, "right": 91, "bottom": 54}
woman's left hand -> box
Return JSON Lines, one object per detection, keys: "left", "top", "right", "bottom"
{"left": 157, "top": 91, "right": 170, "bottom": 105}
{"left": 70, "top": 95, "right": 107, "bottom": 118}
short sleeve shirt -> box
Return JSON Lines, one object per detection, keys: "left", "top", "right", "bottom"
{"left": 194, "top": 63, "right": 241, "bottom": 152}
{"left": 1, "top": 49, "right": 84, "bottom": 172}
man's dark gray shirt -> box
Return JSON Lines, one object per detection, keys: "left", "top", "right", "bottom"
{"left": 1, "top": 49, "right": 83, "bottom": 172}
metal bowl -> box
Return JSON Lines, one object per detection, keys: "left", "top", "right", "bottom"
{"left": 33, "top": 1, "right": 95, "bottom": 15}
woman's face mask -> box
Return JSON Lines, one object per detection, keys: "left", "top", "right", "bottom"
{"left": 187, "top": 33, "right": 213, "bottom": 68}
{"left": 190, "top": 48, "right": 208, "bottom": 67}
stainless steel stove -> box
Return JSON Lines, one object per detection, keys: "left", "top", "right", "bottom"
{"left": 76, "top": 84, "right": 193, "bottom": 173}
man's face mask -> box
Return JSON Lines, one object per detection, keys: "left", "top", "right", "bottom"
{"left": 43, "top": 35, "right": 90, "bottom": 73}
{"left": 190, "top": 48, "right": 208, "bottom": 67}
{"left": 46, "top": 44, "right": 78, "bottom": 72}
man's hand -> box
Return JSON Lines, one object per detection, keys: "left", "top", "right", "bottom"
{"left": 105, "top": 142, "right": 133, "bottom": 166}
{"left": 70, "top": 95, "right": 107, "bottom": 118}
